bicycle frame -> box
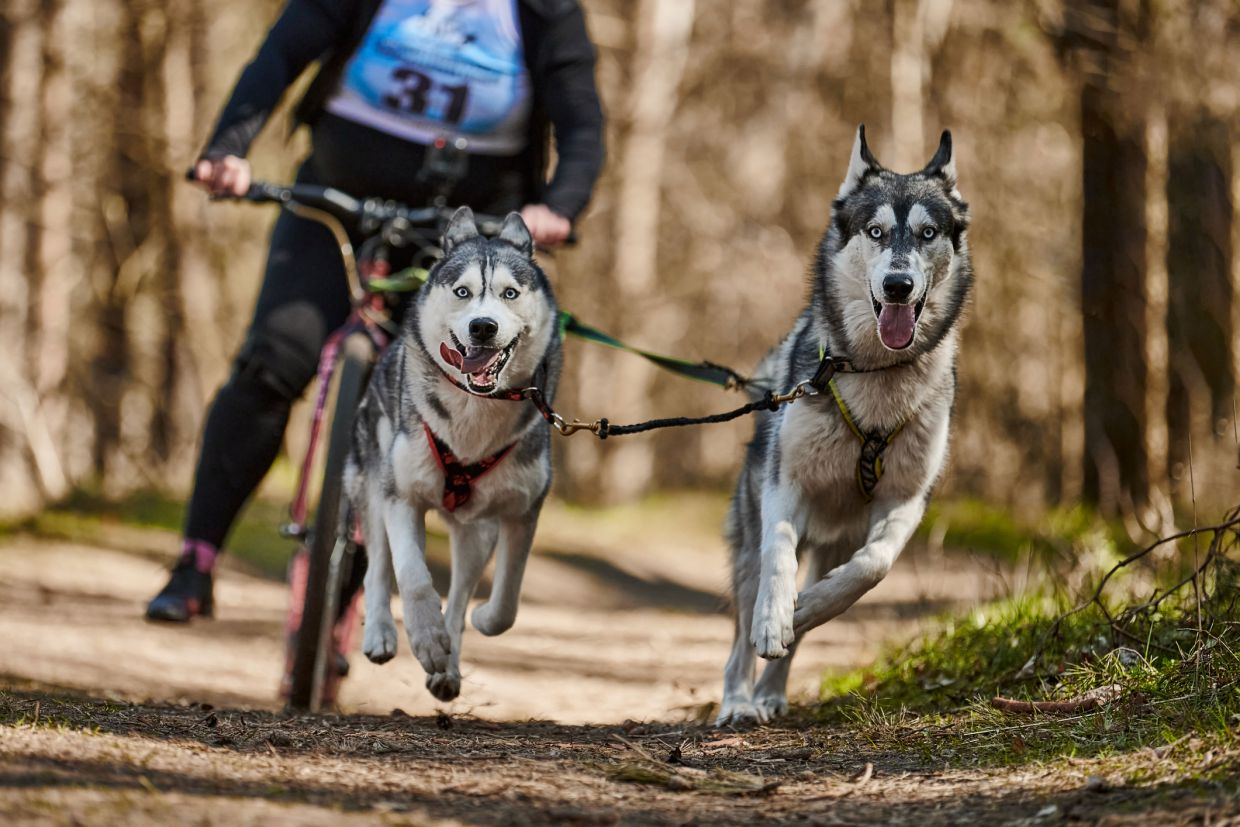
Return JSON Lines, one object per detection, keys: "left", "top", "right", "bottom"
{"left": 280, "top": 208, "right": 397, "bottom": 708}
{"left": 281, "top": 210, "right": 394, "bottom": 541}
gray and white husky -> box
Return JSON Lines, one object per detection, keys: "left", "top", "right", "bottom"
{"left": 344, "top": 207, "right": 560, "bottom": 703}
{"left": 716, "top": 126, "right": 972, "bottom": 726}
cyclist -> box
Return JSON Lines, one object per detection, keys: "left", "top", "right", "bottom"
{"left": 146, "top": 0, "right": 604, "bottom": 621}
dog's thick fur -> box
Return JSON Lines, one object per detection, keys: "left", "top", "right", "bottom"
{"left": 716, "top": 127, "right": 972, "bottom": 726}
{"left": 344, "top": 208, "right": 560, "bottom": 702}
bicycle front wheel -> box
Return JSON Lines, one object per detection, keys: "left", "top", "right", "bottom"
{"left": 286, "top": 331, "right": 375, "bottom": 711}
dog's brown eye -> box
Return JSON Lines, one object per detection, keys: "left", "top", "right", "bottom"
{"left": 454, "top": 286, "right": 470, "bottom": 299}
{"left": 502, "top": 287, "right": 520, "bottom": 300}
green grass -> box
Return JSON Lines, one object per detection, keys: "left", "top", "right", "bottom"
{"left": 918, "top": 497, "right": 1124, "bottom": 565}
{"left": 1, "top": 488, "right": 296, "bottom": 578}
{"left": 820, "top": 526, "right": 1240, "bottom": 772}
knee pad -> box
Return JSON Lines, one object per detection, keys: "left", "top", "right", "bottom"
{"left": 230, "top": 346, "right": 308, "bottom": 405}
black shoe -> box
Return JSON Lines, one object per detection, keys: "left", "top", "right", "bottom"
{"left": 145, "top": 559, "right": 214, "bottom": 622}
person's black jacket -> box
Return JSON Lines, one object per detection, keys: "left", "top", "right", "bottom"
{"left": 203, "top": 0, "right": 604, "bottom": 221}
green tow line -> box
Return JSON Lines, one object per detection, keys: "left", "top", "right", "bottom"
{"left": 368, "top": 266, "right": 754, "bottom": 392}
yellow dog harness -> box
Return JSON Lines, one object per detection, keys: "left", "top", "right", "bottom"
{"left": 825, "top": 375, "right": 906, "bottom": 502}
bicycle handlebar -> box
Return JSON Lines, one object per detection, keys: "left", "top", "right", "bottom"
{"left": 185, "top": 168, "right": 538, "bottom": 241}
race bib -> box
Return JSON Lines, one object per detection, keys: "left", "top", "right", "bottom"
{"left": 325, "top": 0, "right": 532, "bottom": 156}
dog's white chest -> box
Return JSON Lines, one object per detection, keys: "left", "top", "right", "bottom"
{"left": 778, "top": 403, "right": 869, "bottom": 512}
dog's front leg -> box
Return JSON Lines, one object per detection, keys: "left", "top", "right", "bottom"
{"left": 383, "top": 498, "right": 451, "bottom": 676}
{"left": 751, "top": 484, "right": 804, "bottom": 660}
{"left": 425, "top": 519, "right": 499, "bottom": 702}
{"left": 792, "top": 495, "right": 925, "bottom": 637}
{"left": 470, "top": 514, "right": 537, "bottom": 636}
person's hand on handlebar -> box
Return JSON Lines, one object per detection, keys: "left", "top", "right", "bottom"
{"left": 520, "top": 204, "right": 572, "bottom": 248}
{"left": 192, "top": 155, "right": 252, "bottom": 198}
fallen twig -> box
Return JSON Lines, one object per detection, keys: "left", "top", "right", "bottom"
{"left": 991, "top": 684, "right": 1124, "bottom": 715}
{"left": 851, "top": 762, "right": 874, "bottom": 785}
{"left": 802, "top": 763, "right": 875, "bottom": 802}
{"left": 1023, "top": 506, "right": 1240, "bottom": 676}
{"left": 602, "top": 735, "right": 778, "bottom": 795}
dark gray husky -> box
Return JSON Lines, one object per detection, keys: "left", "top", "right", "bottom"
{"left": 717, "top": 126, "right": 972, "bottom": 726}
{"left": 344, "top": 208, "right": 561, "bottom": 703}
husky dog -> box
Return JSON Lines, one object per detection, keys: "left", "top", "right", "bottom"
{"left": 344, "top": 207, "right": 560, "bottom": 702}
{"left": 716, "top": 126, "right": 972, "bottom": 726}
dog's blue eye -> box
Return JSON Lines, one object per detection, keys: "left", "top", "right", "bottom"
{"left": 867, "top": 226, "right": 882, "bottom": 240}
{"left": 921, "top": 227, "right": 937, "bottom": 240}
{"left": 454, "top": 286, "right": 470, "bottom": 299}
{"left": 501, "top": 287, "right": 520, "bottom": 300}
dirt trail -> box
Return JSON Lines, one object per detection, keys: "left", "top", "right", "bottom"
{"left": 3, "top": 686, "right": 1233, "bottom": 826}
{"left": 4, "top": 515, "right": 1231, "bottom": 824}
{"left": 0, "top": 502, "right": 1003, "bottom": 723}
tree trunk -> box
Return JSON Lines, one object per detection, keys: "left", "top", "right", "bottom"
{"left": 1164, "top": 113, "right": 1234, "bottom": 493}
{"left": 92, "top": 0, "right": 159, "bottom": 482}
{"left": 1074, "top": 0, "right": 1151, "bottom": 517}
{"left": 1080, "top": 86, "right": 1150, "bottom": 515}
{"left": 592, "top": 0, "right": 696, "bottom": 501}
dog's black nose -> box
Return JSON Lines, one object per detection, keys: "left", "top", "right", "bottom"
{"left": 882, "top": 274, "right": 915, "bottom": 302}
{"left": 469, "top": 317, "right": 499, "bottom": 342}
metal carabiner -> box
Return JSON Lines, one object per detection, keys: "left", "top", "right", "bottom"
{"left": 552, "top": 414, "right": 601, "bottom": 437}
{"left": 770, "top": 381, "right": 817, "bottom": 406}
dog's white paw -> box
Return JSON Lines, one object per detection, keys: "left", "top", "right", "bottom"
{"left": 752, "top": 691, "right": 789, "bottom": 721}
{"left": 750, "top": 590, "right": 795, "bottom": 660}
{"left": 715, "top": 698, "right": 768, "bottom": 728}
{"left": 470, "top": 602, "right": 514, "bottom": 637}
{"left": 791, "top": 595, "right": 821, "bottom": 634}
{"left": 425, "top": 669, "right": 462, "bottom": 702}
{"left": 406, "top": 604, "right": 451, "bottom": 674}
{"left": 362, "top": 615, "right": 398, "bottom": 664}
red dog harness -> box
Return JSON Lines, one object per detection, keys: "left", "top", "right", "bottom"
{"left": 422, "top": 423, "right": 515, "bottom": 513}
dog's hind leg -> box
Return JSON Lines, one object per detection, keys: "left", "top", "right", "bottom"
{"left": 470, "top": 514, "right": 537, "bottom": 636}
{"left": 792, "top": 496, "right": 925, "bottom": 638}
{"left": 383, "top": 498, "right": 451, "bottom": 676}
{"left": 717, "top": 560, "right": 763, "bottom": 727}
{"left": 426, "top": 518, "right": 498, "bottom": 702}
{"left": 361, "top": 490, "right": 399, "bottom": 664}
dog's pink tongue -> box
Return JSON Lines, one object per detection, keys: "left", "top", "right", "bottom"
{"left": 878, "top": 304, "right": 916, "bottom": 350}
{"left": 439, "top": 342, "right": 464, "bottom": 371}
{"left": 460, "top": 346, "right": 501, "bottom": 375}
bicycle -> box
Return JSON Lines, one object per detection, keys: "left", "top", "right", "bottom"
{"left": 198, "top": 164, "right": 506, "bottom": 711}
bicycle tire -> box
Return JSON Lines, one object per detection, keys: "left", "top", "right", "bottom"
{"left": 286, "top": 332, "right": 375, "bottom": 711}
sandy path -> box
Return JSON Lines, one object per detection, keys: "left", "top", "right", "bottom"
{"left": 3, "top": 518, "right": 1234, "bottom": 825}
{"left": 0, "top": 504, "right": 1004, "bottom": 723}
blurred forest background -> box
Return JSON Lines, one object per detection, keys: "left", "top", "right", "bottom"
{"left": 0, "top": 0, "right": 1237, "bottom": 533}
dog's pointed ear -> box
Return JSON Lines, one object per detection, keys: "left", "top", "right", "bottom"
{"left": 838, "top": 124, "right": 881, "bottom": 199}
{"left": 498, "top": 211, "right": 534, "bottom": 258}
{"left": 443, "top": 206, "right": 479, "bottom": 255}
{"left": 922, "top": 130, "right": 957, "bottom": 189}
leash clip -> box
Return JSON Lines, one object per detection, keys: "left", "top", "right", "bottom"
{"left": 771, "top": 380, "right": 817, "bottom": 406}
{"left": 550, "top": 412, "right": 601, "bottom": 437}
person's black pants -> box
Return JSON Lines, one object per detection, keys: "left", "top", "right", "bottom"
{"left": 183, "top": 166, "right": 352, "bottom": 548}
